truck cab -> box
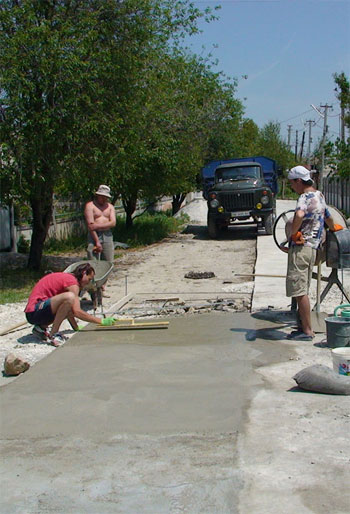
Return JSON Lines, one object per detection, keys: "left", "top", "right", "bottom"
{"left": 206, "top": 160, "right": 276, "bottom": 238}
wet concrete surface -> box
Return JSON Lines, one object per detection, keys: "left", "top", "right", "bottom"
{"left": 0, "top": 313, "right": 292, "bottom": 512}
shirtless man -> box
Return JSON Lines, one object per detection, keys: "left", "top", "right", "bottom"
{"left": 84, "top": 185, "right": 116, "bottom": 262}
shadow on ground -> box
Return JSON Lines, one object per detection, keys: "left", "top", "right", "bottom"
{"left": 230, "top": 325, "right": 288, "bottom": 342}
{"left": 184, "top": 223, "right": 257, "bottom": 241}
{"left": 251, "top": 309, "right": 296, "bottom": 326}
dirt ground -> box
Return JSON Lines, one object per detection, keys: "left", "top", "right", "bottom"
{"left": 0, "top": 196, "right": 257, "bottom": 384}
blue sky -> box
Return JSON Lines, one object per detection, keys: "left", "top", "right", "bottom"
{"left": 185, "top": 0, "right": 350, "bottom": 148}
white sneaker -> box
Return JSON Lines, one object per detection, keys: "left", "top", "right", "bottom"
{"left": 48, "top": 333, "right": 66, "bottom": 347}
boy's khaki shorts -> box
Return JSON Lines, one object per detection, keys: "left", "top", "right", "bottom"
{"left": 286, "top": 245, "right": 316, "bottom": 297}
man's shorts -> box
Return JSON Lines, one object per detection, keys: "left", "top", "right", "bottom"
{"left": 87, "top": 230, "right": 114, "bottom": 262}
{"left": 286, "top": 245, "right": 316, "bottom": 298}
{"left": 25, "top": 299, "right": 54, "bottom": 326}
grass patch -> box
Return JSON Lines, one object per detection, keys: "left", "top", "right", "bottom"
{"left": 113, "top": 211, "right": 189, "bottom": 247}
{"left": 0, "top": 268, "right": 42, "bottom": 304}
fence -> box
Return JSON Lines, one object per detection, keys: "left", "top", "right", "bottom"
{"left": 0, "top": 194, "right": 195, "bottom": 251}
{"left": 0, "top": 206, "right": 12, "bottom": 250}
{"left": 323, "top": 177, "right": 350, "bottom": 216}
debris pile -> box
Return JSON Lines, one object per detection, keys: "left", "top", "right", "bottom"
{"left": 120, "top": 297, "right": 250, "bottom": 318}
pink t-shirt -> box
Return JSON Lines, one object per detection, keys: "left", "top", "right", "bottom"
{"left": 25, "top": 272, "right": 78, "bottom": 313}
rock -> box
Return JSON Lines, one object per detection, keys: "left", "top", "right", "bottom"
{"left": 4, "top": 353, "right": 30, "bottom": 376}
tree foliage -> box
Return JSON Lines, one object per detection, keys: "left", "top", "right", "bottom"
{"left": 330, "top": 72, "right": 350, "bottom": 177}
{"left": 0, "top": 0, "right": 218, "bottom": 267}
{"left": 256, "top": 121, "right": 295, "bottom": 172}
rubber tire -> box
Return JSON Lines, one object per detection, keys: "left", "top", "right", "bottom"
{"left": 208, "top": 217, "right": 219, "bottom": 239}
{"left": 264, "top": 213, "right": 275, "bottom": 235}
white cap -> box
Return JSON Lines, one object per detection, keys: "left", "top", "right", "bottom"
{"left": 288, "top": 166, "right": 313, "bottom": 183}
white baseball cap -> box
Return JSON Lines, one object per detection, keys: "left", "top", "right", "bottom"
{"left": 288, "top": 166, "right": 313, "bottom": 182}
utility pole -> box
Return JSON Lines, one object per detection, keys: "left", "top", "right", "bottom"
{"left": 319, "top": 104, "right": 332, "bottom": 191}
{"left": 340, "top": 108, "right": 345, "bottom": 143}
{"left": 305, "top": 120, "right": 315, "bottom": 165}
{"left": 295, "top": 130, "right": 298, "bottom": 160}
{"left": 287, "top": 125, "right": 292, "bottom": 151}
{"left": 299, "top": 131, "right": 305, "bottom": 160}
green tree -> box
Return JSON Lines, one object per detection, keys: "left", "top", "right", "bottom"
{"left": 257, "top": 121, "right": 294, "bottom": 171}
{"left": 0, "top": 0, "right": 213, "bottom": 267}
{"left": 332, "top": 72, "right": 350, "bottom": 177}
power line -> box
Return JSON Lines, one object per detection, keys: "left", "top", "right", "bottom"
{"left": 279, "top": 109, "right": 314, "bottom": 124}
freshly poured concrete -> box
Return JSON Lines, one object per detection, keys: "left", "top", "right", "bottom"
{"left": 0, "top": 313, "right": 292, "bottom": 512}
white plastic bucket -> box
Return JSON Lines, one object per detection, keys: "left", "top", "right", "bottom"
{"left": 331, "top": 347, "right": 350, "bottom": 376}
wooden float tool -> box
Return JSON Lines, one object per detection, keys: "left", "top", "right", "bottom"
{"left": 96, "top": 318, "right": 169, "bottom": 330}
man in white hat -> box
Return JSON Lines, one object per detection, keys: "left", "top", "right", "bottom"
{"left": 284, "top": 166, "right": 343, "bottom": 340}
{"left": 84, "top": 185, "right": 116, "bottom": 262}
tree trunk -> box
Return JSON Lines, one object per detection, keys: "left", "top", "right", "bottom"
{"left": 27, "top": 187, "right": 54, "bottom": 270}
{"left": 172, "top": 193, "right": 186, "bottom": 216}
{"left": 122, "top": 195, "right": 137, "bottom": 230}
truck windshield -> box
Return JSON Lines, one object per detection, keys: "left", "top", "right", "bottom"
{"left": 216, "top": 166, "right": 261, "bottom": 182}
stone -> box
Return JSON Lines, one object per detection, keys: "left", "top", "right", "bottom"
{"left": 4, "top": 353, "right": 30, "bottom": 376}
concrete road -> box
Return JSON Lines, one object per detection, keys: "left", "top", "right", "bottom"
{"left": 0, "top": 313, "right": 292, "bottom": 513}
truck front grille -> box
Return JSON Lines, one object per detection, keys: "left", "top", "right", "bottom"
{"left": 218, "top": 192, "right": 255, "bottom": 211}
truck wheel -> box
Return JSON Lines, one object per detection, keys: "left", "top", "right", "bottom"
{"left": 264, "top": 213, "right": 275, "bottom": 235}
{"left": 208, "top": 218, "right": 219, "bottom": 239}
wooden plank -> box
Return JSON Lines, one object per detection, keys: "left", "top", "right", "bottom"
{"left": 95, "top": 320, "right": 169, "bottom": 330}
{"left": 95, "top": 324, "right": 169, "bottom": 331}
{"left": 105, "top": 294, "right": 134, "bottom": 315}
{"left": 0, "top": 320, "right": 28, "bottom": 337}
{"left": 145, "top": 297, "right": 180, "bottom": 302}
{"left": 233, "top": 273, "right": 286, "bottom": 279}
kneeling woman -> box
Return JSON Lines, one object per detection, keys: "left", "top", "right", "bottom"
{"left": 24, "top": 263, "right": 115, "bottom": 346}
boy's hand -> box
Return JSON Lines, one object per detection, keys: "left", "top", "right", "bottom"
{"left": 101, "top": 317, "right": 116, "bottom": 326}
{"left": 291, "top": 231, "right": 305, "bottom": 244}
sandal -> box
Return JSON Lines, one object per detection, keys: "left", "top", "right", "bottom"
{"left": 286, "top": 331, "right": 314, "bottom": 341}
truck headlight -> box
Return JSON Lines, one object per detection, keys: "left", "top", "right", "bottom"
{"left": 261, "top": 195, "right": 269, "bottom": 205}
{"left": 210, "top": 199, "right": 219, "bottom": 208}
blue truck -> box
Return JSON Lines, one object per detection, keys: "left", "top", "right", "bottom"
{"left": 201, "top": 156, "right": 279, "bottom": 238}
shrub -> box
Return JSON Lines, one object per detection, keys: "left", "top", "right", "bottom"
{"left": 17, "top": 234, "right": 30, "bottom": 254}
{"left": 113, "top": 212, "right": 188, "bottom": 247}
